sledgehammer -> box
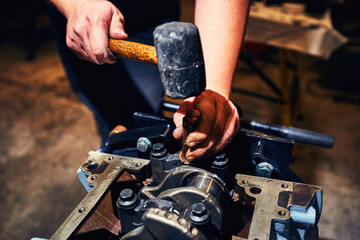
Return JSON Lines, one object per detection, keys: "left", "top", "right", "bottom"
{"left": 109, "top": 22, "right": 206, "bottom": 99}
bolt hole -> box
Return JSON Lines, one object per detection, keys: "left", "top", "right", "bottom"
{"left": 278, "top": 210, "right": 286, "bottom": 216}
{"left": 108, "top": 156, "right": 114, "bottom": 161}
{"left": 78, "top": 207, "right": 85, "bottom": 213}
{"left": 281, "top": 183, "right": 289, "bottom": 189}
{"left": 241, "top": 179, "right": 248, "bottom": 184}
{"left": 87, "top": 161, "right": 99, "bottom": 170}
{"left": 250, "top": 186, "right": 262, "bottom": 194}
{"left": 91, "top": 176, "right": 97, "bottom": 180}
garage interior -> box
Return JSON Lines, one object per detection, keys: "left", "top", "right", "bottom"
{"left": 0, "top": 0, "right": 359, "bottom": 239}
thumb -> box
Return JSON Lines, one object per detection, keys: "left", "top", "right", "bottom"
{"left": 109, "top": 10, "right": 128, "bottom": 39}
{"left": 173, "top": 126, "right": 182, "bottom": 140}
{"left": 172, "top": 111, "right": 184, "bottom": 140}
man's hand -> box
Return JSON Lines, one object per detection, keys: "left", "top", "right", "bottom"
{"left": 173, "top": 90, "right": 240, "bottom": 162}
{"left": 64, "top": 0, "right": 128, "bottom": 64}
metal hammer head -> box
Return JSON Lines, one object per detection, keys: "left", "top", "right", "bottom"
{"left": 153, "top": 22, "right": 206, "bottom": 99}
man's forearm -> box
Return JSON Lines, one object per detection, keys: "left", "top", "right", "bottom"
{"left": 49, "top": 0, "right": 90, "bottom": 18}
{"left": 194, "top": 0, "right": 249, "bottom": 99}
{"left": 49, "top": 0, "right": 73, "bottom": 18}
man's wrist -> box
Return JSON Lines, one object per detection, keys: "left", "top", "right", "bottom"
{"left": 50, "top": 0, "right": 106, "bottom": 19}
{"left": 205, "top": 81, "right": 232, "bottom": 99}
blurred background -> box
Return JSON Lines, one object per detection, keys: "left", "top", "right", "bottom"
{"left": 0, "top": 0, "right": 359, "bottom": 239}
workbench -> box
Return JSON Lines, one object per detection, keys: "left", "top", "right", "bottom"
{"left": 240, "top": 2, "right": 348, "bottom": 125}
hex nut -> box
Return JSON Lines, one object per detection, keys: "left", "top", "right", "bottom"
{"left": 256, "top": 162, "right": 274, "bottom": 178}
{"left": 137, "top": 137, "right": 152, "bottom": 153}
{"left": 189, "top": 202, "right": 209, "bottom": 223}
{"left": 117, "top": 188, "right": 138, "bottom": 207}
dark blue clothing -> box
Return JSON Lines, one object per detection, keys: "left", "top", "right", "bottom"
{"left": 47, "top": 2, "right": 180, "bottom": 143}
{"left": 112, "top": 1, "right": 180, "bottom": 35}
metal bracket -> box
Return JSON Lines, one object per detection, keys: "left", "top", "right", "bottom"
{"left": 50, "top": 151, "right": 150, "bottom": 240}
{"left": 234, "top": 174, "right": 322, "bottom": 240}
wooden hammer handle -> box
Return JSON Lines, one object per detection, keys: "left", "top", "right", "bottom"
{"left": 109, "top": 39, "right": 157, "bottom": 64}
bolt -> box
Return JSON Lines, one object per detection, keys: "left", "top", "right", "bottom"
{"left": 120, "top": 188, "right": 134, "bottom": 201}
{"left": 137, "top": 137, "right": 152, "bottom": 153}
{"left": 256, "top": 162, "right": 274, "bottom": 178}
{"left": 151, "top": 142, "right": 167, "bottom": 158}
{"left": 118, "top": 188, "right": 138, "bottom": 207}
{"left": 189, "top": 202, "right": 209, "bottom": 223}
{"left": 212, "top": 153, "right": 229, "bottom": 167}
{"left": 178, "top": 218, "right": 187, "bottom": 226}
{"left": 191, "top": 227, "right": 199, "bottom": 236}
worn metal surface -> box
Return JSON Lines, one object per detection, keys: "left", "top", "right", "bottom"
{"left": 234, "top": 174, "right": 322, "bottom": 240}
{"left": 50, "top": 151, "right": 150, "bottom": 240}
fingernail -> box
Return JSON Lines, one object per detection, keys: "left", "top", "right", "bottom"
{"left": 188, "top": 141, "right": 197, "bottom": 148}
{"left": 187, "top": 155, "right": 195, "bottom": 161}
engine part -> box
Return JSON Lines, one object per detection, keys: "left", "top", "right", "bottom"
{"left": 233, "top": 174, "right": 322, "bottom": 240}
{"left": 37, "top": 113, "right": 325, "bottom": 240}
{"left": 119, "top": 166, "right": 226, "bottom": 239}
{"left": 48, "top": 150, "right": 323, "bottom": 240}
{"left": 52, "top": 151, "right": 150, "bottom": 239}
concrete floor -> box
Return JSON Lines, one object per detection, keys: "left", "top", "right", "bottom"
{"left": 1, "top": 2, "right": 359, "bottom": 240}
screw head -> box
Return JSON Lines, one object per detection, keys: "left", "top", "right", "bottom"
{"left": 189, "top": 202, "right": 209, "bottom": 223}
{"left": 120, "top": 188, "right": 134, "bottom": 201}
{"left": 256, "top": 162, "right": 274, "bottom": 178}
{"left": 212, "top": 153, "right": 229, "bottom": 167}
{"left": 118, "top": 188, "right": 138, "bottom": 207}
{"left": 152, "top": 142, "right": 165, "bottom": 152}
{"left": 137, "top": 137, "right": 152, "bottom": 152}
{"left": 151, "top": 143, "right": 167, "bottom": 158}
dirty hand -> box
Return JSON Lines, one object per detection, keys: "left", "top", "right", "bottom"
{"left": 64, "top": 0, "right": 128, "bottom": 64}
{"left": 173, "top": 89, "right": 241, "bottom": 162}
